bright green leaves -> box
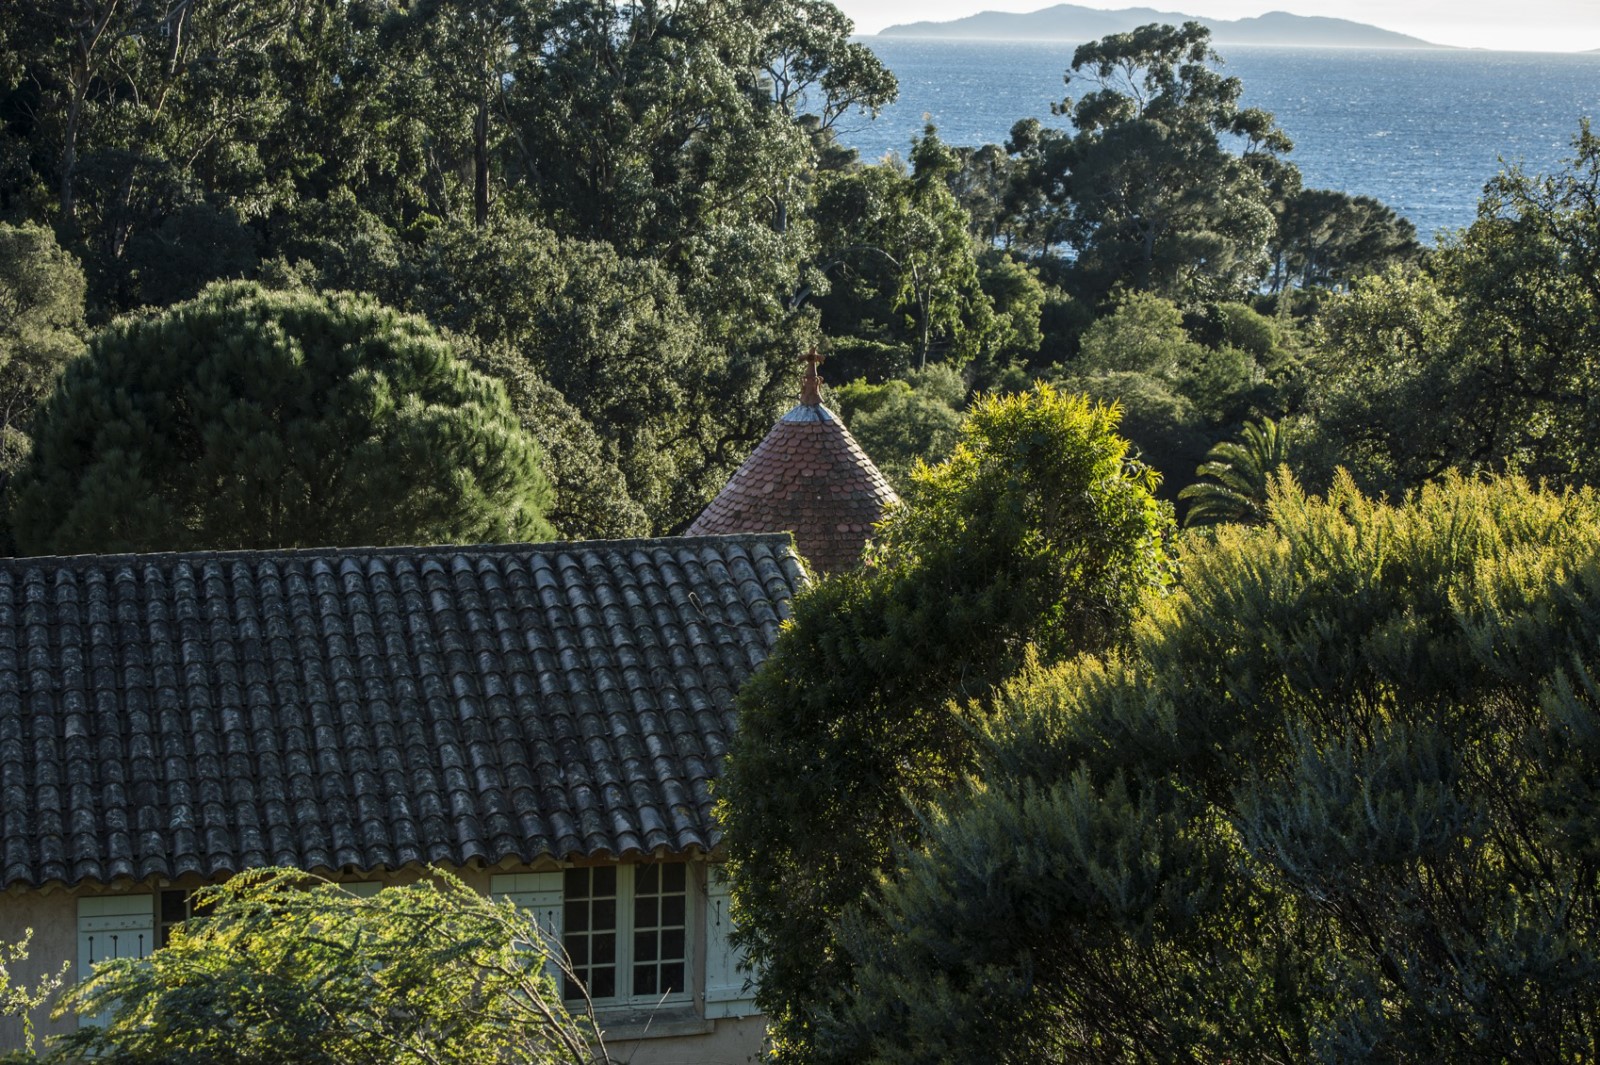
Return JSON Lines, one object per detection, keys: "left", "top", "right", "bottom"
{"left": 56, "top": 869, "right": 594, "bottom": 1065}
{"left": 717, "top": 385, "right": 1173, "bottom": 1063}
{"left": 842, "top": 473, "right": 1600, "bottom": 1063}
{"left": 0, "top": 222, "right": 86, "bottom": 509}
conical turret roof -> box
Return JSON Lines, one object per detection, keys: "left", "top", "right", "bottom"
{"left": 687, "top": 354, "right": 899, "bottom": 573}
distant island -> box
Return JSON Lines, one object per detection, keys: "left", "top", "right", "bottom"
{"left": 878, "top": 5, "right": 1445, "bottom": 48}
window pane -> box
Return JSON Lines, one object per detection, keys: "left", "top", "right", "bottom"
{"left": 635, "top": 929, "right": 657, "bottom": 963}
{"left": 662, "top": 894, "right": 685, "bottom": 926}
{"left": 662, "top": 928, "right": 684, "bottom": 960}
{"left": 592, "top": 867, "right": 616, "bottom": 896}
{"left": 564, "top": 868, "right": 589, "bottom": 897}
{"left": 634, "top": 895, "right": 658, "bottom": 927}
{"left": 591, "top": 968, "right": 615, "bottom": 998}
{"left": 660, "top": 962, "right": 684, "bottom": 993}
{"left": 565, "top": 900, "right": 589, "bottom": 933}
{"left": 594, "top": 898, "right": 616, "bottom": 929}
{"left": 637, "top": 864, "right": 658, "bottom": 893}
{"left": 661, "top": 864, "right": 686, "bottom": 893}
{"left": 568, "top": 937, "right": 588, "bottom": 966}
{"left": 592, "top": 933, "right": 615, "bottom": 965}
{"left": 633, "top": 966, "right": 657, "bottom": 997}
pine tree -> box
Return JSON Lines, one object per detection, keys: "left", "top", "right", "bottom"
{"left": 11, "top": 282, "right": 552, "bottom": 554}
{"left": 0, "top": 222, "right": 87, "bottom": 488}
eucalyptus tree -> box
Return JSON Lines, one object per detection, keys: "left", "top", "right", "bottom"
{"left": 1040, "top": 22, "right": 1290, "bottom": 303}
{"left": 810, "top": 143, "right": 995, "bottom": 374}
{"left": 381, "top": 0, "right": 548, "bottom": 228}
{"left": 1, "top": 0, "right": 413, "bottom": 311}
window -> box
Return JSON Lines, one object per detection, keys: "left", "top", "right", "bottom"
{"left": 627, "top": 863, "right": 688, "bottom": 1000}
{"left": 493, "top": 864, "right": 693, "bottom": 1010}
{"left": 562, "top": 864, "right": 689, "bottom": 1006}
{"left": 158, "top": 889, "right": 191, "bottom": 947}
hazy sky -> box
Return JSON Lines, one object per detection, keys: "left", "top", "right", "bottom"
{"left": 839, "top": 0, "right": 1600, "bottom": 53}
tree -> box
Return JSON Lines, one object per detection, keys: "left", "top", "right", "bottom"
{"left": 1074, "top": 290, "right": 1262, "bottom": 426}
{"left": 57, "top": 868, "right": 595, "bottom": 1065}
{"left": 753, "top": 0, "right": 897, "bottom": 136}
{"left": 1177, "top": 415, "right": 1296, "bottom": 526}
{"left": 1042, "top": 22, "right": 1288, "bottom": 303}
{"left": 837, "top": 472, "right": 1600, "bottom": 1063}
{"left": 1051, "top": 369, "right": 1210, "bottom": 501}
{"left": 0, "top": 931, "right": 67, "bottom": 1054}
{"left": 3, "top": 0, "right": 310, "bottom": 308}
{"left": 283, "top": 214, "right": 740, "bottom": 534}
{"left": 11, "top": 282, "right": 552, "bottom": 555}
{"left": 1307, "top": 265, "right": 1461, "bottom": 493}
{"left": 1270, "top": 187, "right": 1422, "bottom": 292}
{"left": 832, "top": 364, "right": 966, "bottom": 489}
{"left": 812, "top": 135, "right": 997, "bottom": 373}
{"left": 380, "top": 0, "right": 542, "bottom": 228}
{"left": 472, "top": 342, "right": 650, "bottom": 539}
{"left": 0, "top": 222, "right": 86, "bottom": 488}
{"left": 718, "top": 385, "right": 1173, "bottom": 1064}
{"left": 1308, "top": 124, "right": 1600, "bottom": 495}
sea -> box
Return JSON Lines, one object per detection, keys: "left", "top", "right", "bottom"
{"left": 841, "top": 39, "right": 1600, "bottom": 241}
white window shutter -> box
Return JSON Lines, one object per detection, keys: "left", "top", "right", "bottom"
{"left": 76, "top": 896, "right": 155, "bottom": 1027}
{"left": 703, "top": 869, "right": 758, "bottom": 1019}
{"left": 490, "top": 872, "right": 565, "bottom": 985}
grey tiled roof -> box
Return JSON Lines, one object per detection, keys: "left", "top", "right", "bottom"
{"left": 0, "top": 535, "right": 806, "bottom": 889}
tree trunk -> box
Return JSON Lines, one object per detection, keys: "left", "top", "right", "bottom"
{"left": 60, "top": 85, "right": 84, "bottom": 225}
{"left": 60, "top": 0, "right": 124, "bottom": 228}
{"left": 474, "top": 96, "right": 490, "bottom": 227}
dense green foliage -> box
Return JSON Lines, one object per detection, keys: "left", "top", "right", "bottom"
{"left": 1048, "top": 23, "right": 1286, "bottom": 302}
{"left": 832, "top": 364, "right": 965, "bottom": 489}
{"left": 1309, "top": 123, "right": 1600, "bottom": 494}
{"left": 837, "top": 472, "right": 1600, "bottom": 1063}
{"left": 0, "top": 5, "right": 1444, "bottom": 539}
{"left": 0, "top": 0, "right": 902, "bottom": 535}
{"left": 13, "top": 283, "right": 551, "bottom": 554}
{"left": 718, "top": 385, "right": 1173, "bottom": 1063}
{"left": 57, "top": 869, "right": 593, "bottom": 1065}
{"left": 0, "top": 222, "right": 85, "bottom": 489}
{"left": 2, "top": 5, "right": 1599, "bottom": 1062}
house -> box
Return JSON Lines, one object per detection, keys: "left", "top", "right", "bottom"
{"left": 0, "top": 534, "right": 806, "bottom": 1062}
{"left": 687, "top": 351, "right": 900, "bottom": 573}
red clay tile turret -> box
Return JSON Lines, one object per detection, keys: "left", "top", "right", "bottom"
{"left": 687, "top": 351, "right": 900, "bottom": 573}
